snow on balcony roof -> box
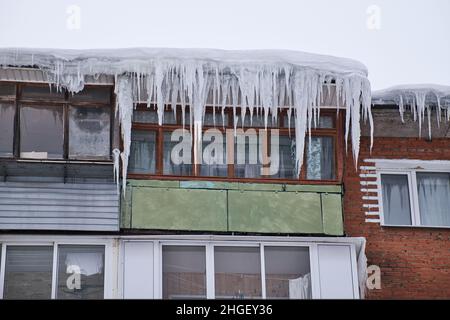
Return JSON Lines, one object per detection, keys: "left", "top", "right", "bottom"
{"left": 372, "top": 84, "right": 450, "bottom": 138}
{"left": 0, "top": 47, "right": 372, "bottom": 194}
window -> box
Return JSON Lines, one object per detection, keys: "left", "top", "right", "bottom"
{"left": 378, "top": 161, "right": 450, "bottom": 228}
{"left": 20, "top": 105, "right": 64, "bottom": 159}
{"left": 0, "top": 82, "right": 113, "bottom": 161}
{"left": 306, "top": 136, "right": 335, "bottom": 180}
{"left": 129, "top": 107, "right": 338, "bottom": 181}
{"left": 56, "top": 245, "right": 105, "bottom": 299}
{"left": 264, "top": 246, "right": 311, "bottom": 299}
{"left": 162, "top": 246, "right": 206, "bottom": 299}
{"left": 0, "top": 103, "right": 15, "bottom": 157}
{"left": 214, "top": 246, "right": 262, "bottom": 299}
{"left": 1, "top": 243, "right": 106, "bottom": 299}
{"left": 68, "top": 106, "right": 111, "bottom": 159}
{"left": 129, "top": 130, "right": 157, "bottom": 174}
{"left": 3, "top": 246, "right": 54, "bottom": 299}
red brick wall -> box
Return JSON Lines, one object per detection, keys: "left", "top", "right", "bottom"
{"left": 343, "top": 136, "right": 450, "bottom": 299}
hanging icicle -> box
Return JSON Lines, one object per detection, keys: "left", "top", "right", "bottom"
{"left": 0, "top": 47, "right": 374, "bottom": 193}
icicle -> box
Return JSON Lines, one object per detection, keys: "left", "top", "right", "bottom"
{"left": 112, "top": 148, "right": 121, "bottom": 194}
{"left": 0, "top": 48, "right": 375, "bottom": 194}
{"left": 115, "top": 75, "right": 133, "bottom": 195}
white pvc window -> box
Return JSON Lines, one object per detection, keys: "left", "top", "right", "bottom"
{"left": 378, "top": 166, "right": 450, "bottom": 228}
{"left": 0, "top": 241, "right": 109, "bottom": 299}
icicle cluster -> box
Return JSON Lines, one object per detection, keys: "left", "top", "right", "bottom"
{"left": 0, "top": 48, "right": 373, "bottom": 192}
{"left": 372, "top": 84, "right": 450, "bottom": 138}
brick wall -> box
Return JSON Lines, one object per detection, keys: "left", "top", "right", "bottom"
{"left": 343, "top": 136, "right": 450, "bottom": 299}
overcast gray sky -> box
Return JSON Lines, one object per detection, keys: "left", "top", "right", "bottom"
{"left": 0, "top": 0, "right": 448, "bottom": 90}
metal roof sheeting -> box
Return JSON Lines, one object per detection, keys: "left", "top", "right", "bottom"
{"left": 0, "top": 67, "right": 114, "bottom": 85}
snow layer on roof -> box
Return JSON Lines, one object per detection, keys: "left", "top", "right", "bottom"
{"left": 372, "top": 84, "right": 450, "bottom": 138}
{"left": 0, "top": 47, "right": 372, "bottom": 193}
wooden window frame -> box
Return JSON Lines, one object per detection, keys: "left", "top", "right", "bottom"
{"left": 0, "top": 82, "right": 115, "bottom": 163}
{"left": 128, "top": 104, "right": 344, "bottom": 184}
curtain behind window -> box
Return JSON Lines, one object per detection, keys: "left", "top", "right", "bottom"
{"left": 129, "top": 130, "right": 156, "bottom": 174}
{"left": 306, "top": 136, "right": 334, "bottom": 180}
{"left": 381, "top": 174, "right": 412, "bottom": 225}
{"left": 417, "top": 172, "right": 450, "bottom": 226}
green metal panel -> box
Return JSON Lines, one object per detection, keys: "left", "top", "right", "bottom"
{"left": 131, "top": 187, "right": 227, "bottom": 231}
{"left": 321, "top": 193, "right": 344, "bottom": 235}
{"left": 285, "top": 184, "right": 342, "bottom": 193}
{"left": 180, "top": 180, "right": 239, "bottom": 190}
{"left": 128, "top": 180, "right": 179, "bottom": 188}
{"left": 227, "top": 191, "right": 323, "bottom": 233}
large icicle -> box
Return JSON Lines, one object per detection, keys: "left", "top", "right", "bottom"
{"left": 372, "top": 84, "right": 450, "bottom": 138}
{"left": 0, "top": 47, "right": 373, "bottom": 192}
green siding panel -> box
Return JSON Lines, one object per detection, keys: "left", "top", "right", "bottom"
{"left": 285, "top": 184, "right": 342, "bottom": 193}
{"left": 131, "top": 187, "right": 227, "bottom": 231}
{"left": 128, "top": 180, "right": 179, "bottom": 188}
{"left": 120, "top": 185, "right": 132, "bottom": 229}
{"left": 228, "top": 191, "right": 323, "bottom": 233}
{"left": 321, "top": 193, "right": 344, "bottom": 235}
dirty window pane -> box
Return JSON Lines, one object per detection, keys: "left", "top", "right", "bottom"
{"left": 21, "top": 85, "right": 65, "bottom": 101}
{"left": 69, "top": 106, "right": 110, "bottom": 159}
{"left": 234, "top": 130, "right": 262, "bottom": 178}
{"left": 57, "top": 245, "right": 105, "bottom": 300}
{"left": 133, "top": 109, "right": 176, "bottom": 124}
{"left": 204, "top": 111, "right": 228, "bottom": 127}
{"left": 199, "top": 130, "right": 227, "bottom": 177}
{"left": 270, "top": 135, "right": 296, "bottom": 179}
{"left": 237, "top": 114, "right": 277, "bottom": 128}
{"left": 306, "top": 136, "right": 335, "bottom": 180}
{"left": 283, "top": 115, "right": 334, "bottom": 129}
{"left": 70, "top": 87, "right": 111, "bottom": 104}
{"left": 20, "top": 105, "right": 64, "bottom": 159}
{"left": 163, "top": 131, "right": 192, "bottom": 175}
{"left": 0, "top": 83, "right": 16, "bottom": 99}
{"left": 214, "top": 246, "right": 262, "bottom": 299}
{"left": 381, "top": 174, "right": 412, "bottom": 225}
{"left": 129, "top": 130, "right": 156, "bottom": 174}
{"left": 265, "top": 247, "right": 311, "bottom": 299}
{"left": 0, "top": 103, "right": 15, "bottom": 157}
{"left": 3, "top": 246, "right": 53, "bottom": 299}
{"left": 162, "top": 246, "right": 206, "bottom": 299}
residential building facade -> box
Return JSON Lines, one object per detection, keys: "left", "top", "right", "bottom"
{"left": 0, "top": 49, "right": 448, "bottom": 299}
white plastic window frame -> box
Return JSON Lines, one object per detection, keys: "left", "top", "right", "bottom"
{"left": 376, "top": 160, "right": 450, "bottom": 228}
{"left": 120, "top": 240, "right": 358, "bottom": 300}
{"left": 0, "top": 237, "right": 114, "bottom": 299}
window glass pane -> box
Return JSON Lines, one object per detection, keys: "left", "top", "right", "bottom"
{"left": 265, "top": 247, "right": 311, "bottom": 299}
{"left": 200, "top": 131, "right": 227, "bottom": 177}
{"left": 214, "top": 247, "right": 262, "bottom": 299}
{"left": 0, "top": 103, "right": 15, "bottom": 157}
{"left": 234, "top": 130, "right": 262, "bottom": 179}
{"left": 70, "top": 87, "right": 111, "bottom": 104}
{"left": 20, "top": 105, "right": 64, "bottom": 159}
{"left": 21, "top": 85, "right": 65, "bottom": 101}
{"left": 271, "top": 135, "right": 296, "bottom": 179}
{"left": 204, "top": 111, "right": 228, "bottom": 127}
{"left": 283, "top": 115, "right": 334, "bottom": 129}
{"left": 0, "top": 83, "right": 16, "bottom": 99}
{"left": 133, "top": 109, "right": 176, "bottom": 124}
{"left": 57, "top": 245, "right": 105, "bottom": 299}
{"left": 163, "top": 131, "right": 192, "bottom": 175}
{"left": 381, "top": 174, "right": 412, "bottom": 225}
{"left": 4, "top": 246, "right": 53, "bottom": 299}
{"left": 416, "top": 172, "right": 450, "bottom": 227}
{"left": 306, "top": 136, "right": 335, "bottom": 180}
{"left": 129, "top": 130, "right": 156, "bottom": 174}
{"left": 162, "top": 246, "right": 206, "bottom": 299}
{"left": 237, "top": 114, "right": 277, "bottom": 128}
{"left": 69, "top": 106, "right": 110, "bottom": 159}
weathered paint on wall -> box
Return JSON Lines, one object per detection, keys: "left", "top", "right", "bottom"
{"left": 123, "top": 179, "right": 344, "bottom": 235}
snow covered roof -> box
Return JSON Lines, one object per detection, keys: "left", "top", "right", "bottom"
{"left": 372, "top": 84, "right": 450, "bottom": 107}
{"left": 372, "top": 84, "right": 450, "bottom": 138}
{"left": 0, "top": 47, "right": 372, "bottom": 193}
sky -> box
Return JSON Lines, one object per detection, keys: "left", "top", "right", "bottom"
{"left": 0, "top": 0, "right": 449, "bottom": 90}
